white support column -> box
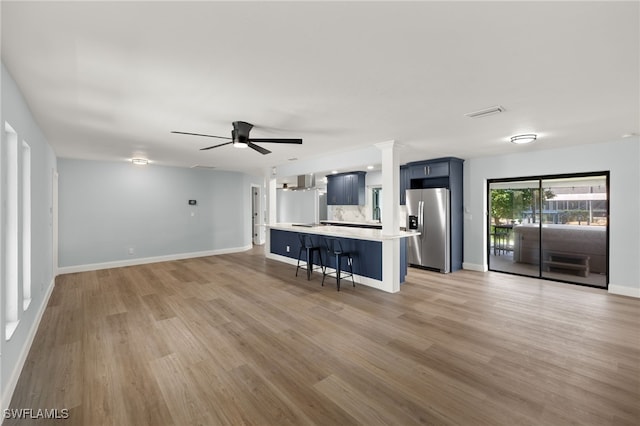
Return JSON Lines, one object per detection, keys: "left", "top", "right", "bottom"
{"left": 265, "top": 177, "right": 277, "bottom": 254}
{"left": 267, "top": 176, "right": 277, "bottom": 226}
{"left": 375, "top": 140, "right": 401, "bottom": 293}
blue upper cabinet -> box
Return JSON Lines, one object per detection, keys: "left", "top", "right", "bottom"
{"left": 326, "top": 171, "right": 366, "bottom": 205}
{"left": 327, "top": 173, "right": 344, "bottom": 204}
{"left": 400, "top": 165, "right": 409, "bottom": 205}
{"left": 408, "top": 160, "right": 450, "bottom": 179}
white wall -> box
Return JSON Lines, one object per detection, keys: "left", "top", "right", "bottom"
{"left": 1, "top": 63, "right": 58, "bottom": 412}
{"left": 276, "top": 188, "right": 320, "bottom": 224}
{"left": 58, "top": 159, "right": 259, "bottom": 271}
{"left": 463, "top": 138, "right": 640, "bottom": 297}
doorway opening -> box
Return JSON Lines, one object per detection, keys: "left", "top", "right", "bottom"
{"left": 251, "top": 185, "right": 262, "bottom": 245}
{"left": 487, "top": 172, "right": 609, "bottom": 289}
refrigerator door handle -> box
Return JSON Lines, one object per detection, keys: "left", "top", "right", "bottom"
{"left": 418, "top": 201, "right": 424, "bottom": 235}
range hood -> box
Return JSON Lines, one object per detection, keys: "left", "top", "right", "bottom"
{"left": 296, "top": 174, "right": 316, "bottom": 189}
{"left": 279, "top": 174, "right": 316, "bottom": 190}
{"left": 295, "top": 174, "right": 316, "bottom": 190}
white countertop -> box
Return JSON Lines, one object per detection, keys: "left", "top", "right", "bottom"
{"left": 320, "top": 220, "right": 382, "bottom": 227}
{"left": 268, "top": 223, "right": 418, "bottom": 241}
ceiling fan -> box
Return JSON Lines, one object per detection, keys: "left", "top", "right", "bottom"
{"left": 171, "top": 121, "right": 302, "bottom": 155}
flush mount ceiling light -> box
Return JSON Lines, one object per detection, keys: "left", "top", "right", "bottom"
{"left": 510, "top": 134, "right": 537, "bottom": 145}
{"left": 131, "top": 158, "right": 149, "bottom": 165}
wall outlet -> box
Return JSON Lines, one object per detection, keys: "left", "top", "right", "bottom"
{"left": 286, "top": 245, "right": 290, "bottom": 253}
{"left": 128, "top": 247, "right": 134, "bottom": 255}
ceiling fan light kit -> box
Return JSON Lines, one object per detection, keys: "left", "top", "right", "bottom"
{"left": 172, "top": 121, "right": 302, "bottom": 155}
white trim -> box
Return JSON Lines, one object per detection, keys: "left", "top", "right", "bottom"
{"left": 463, "top": 262, "right": 488, "bottom": 272}
{"left": 1, "top": 277, "right": 56, "bottom": 414}
{"left": 57, "top": 245, "right": 252, "bottom": 275}
{"left": 608, "top": 284, "right": 640, "bottom": 298}
{"left": 265, "top": 252, "right": 387, "bottom": 292}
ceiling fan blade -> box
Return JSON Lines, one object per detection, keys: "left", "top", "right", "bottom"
{"left": 172, "top": 131, "right": 231, "bottom": 140}
{"left": 200, "top": 141, "right": 233, "bottom": 151}
{"left": 247, "top": 142, "right": 271, "bottom": 155}
{"left": 248, "top": 138, "right": 303, "bottom": 144}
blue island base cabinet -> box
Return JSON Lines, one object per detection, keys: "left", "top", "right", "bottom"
{"left": 269, "top": 229, "right": 408, "bottom": 285}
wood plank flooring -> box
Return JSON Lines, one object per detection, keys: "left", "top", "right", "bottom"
{"left": 6, "top": 246, "right": 640, "bottom": 425}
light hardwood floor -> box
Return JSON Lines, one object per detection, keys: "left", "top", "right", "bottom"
{"left": 7, "top": 246, "right": 640, "bottom": 425}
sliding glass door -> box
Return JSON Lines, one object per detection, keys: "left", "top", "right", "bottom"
{"left": 488, "top": 173, "right": 608, "bottom": 288}
{"left": 488, "top": 180, "right": 540, "bottom": 278}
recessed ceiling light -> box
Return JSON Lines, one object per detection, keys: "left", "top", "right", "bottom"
{"left": 622, "top": 133, "right": 637, "bottom": 138}
{"left": 131, "top": 158, "right": 149, "bottom": 165}
{"left": 367, "top": 165, "right": 374, "bottom": 170}
{"left": 331, "top": 170, "right": 338, "bottom": 174}
{"left": 510, "top": 134, "right": 537, "bottom": 145}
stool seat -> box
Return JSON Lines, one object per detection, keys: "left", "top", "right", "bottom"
{"left": 296, "top": 234, "right": 324, "bottom": 280}
{"left": 322, "top": 237, "right": 355, "bottom": 291}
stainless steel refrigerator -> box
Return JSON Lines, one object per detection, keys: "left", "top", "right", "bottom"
{"left": 406, "top": 188, "right": 450, "bottom": 273}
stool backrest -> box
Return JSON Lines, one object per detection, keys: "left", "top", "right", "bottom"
{"left": 324, "top": 237, "right": 344, "bottom": 254}
{"left": 298, "top": 233, "right": 317, "bottom": 248}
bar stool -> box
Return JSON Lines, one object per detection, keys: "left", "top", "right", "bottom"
{"left": 296, "top": 234, "right": 324, "bottom": 280}
{"left": 322, "top": 237, "right": 355, "bottom": 291}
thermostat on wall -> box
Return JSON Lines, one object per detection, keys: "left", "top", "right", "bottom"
{"left": 188, "top": 200, "right": 197, "bottom": 205}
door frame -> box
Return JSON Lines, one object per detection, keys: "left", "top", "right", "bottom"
{"left": 487, "top": 171, "right": 610, "bottom": 289}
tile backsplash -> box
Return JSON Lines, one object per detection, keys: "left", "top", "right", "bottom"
{"left": 328, "top": 205, "right": 368, "bottom": 222}
{"left": 327, "top": 204, "right": 408, "bottom": 228}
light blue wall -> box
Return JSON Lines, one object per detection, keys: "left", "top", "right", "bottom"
{"left": 1, "top": 63, "right": 57, "bottom": 409}
{"left": 58, "top": 159, "right": 257, "bottom": 268}
{"left": 463, "top": 138, "right": 640, "bottom": 296}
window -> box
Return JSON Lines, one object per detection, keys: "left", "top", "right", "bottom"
{"left": 372, "top": 187, "right": 382, "bottom": 222}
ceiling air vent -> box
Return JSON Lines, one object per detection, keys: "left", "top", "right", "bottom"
{"left": 464, "top": 105, "right": 505, "bottom": 119}
{"left": 191, "top": 165, "right": 216, "bottom": 169}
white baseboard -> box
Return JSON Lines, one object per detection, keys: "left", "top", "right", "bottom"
{"left": 1, "top": 277, "right": 56, "bottom": 414}
{"left": 463, "top": 262, "right": 488, "bottom": 272}
{"left": 608, "top": 284, "right": 640, "bottom": 298}
{"left": 58, "top": 245, "right": 253, "bottom": 275}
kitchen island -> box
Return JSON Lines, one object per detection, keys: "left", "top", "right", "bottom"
{"left": 266, "top": 223, "right": 417, "bottom": 291}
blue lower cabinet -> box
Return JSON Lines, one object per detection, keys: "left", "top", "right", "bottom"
{"left": 271, "top": 229, "right": 382, "bottom": 281}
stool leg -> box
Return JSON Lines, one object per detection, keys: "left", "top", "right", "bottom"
{"left": 336, "top": 254, "right": 341, "bottom": 291}
{"left": 348, "top": 255, "right": 355, "bottom": 287}
{"left": 296, "top": 247, "right": 303, "bottom": 277}
{"left": 306, "top": 247, "right": 312, "bottom": 280}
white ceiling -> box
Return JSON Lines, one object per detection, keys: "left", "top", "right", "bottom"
{"left": 2, "top": 1, "right": 638, "bottom": 176}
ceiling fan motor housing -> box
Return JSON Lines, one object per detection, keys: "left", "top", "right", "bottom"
{"left": 233, "top": 121, "right": 254, "bottom": 138}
